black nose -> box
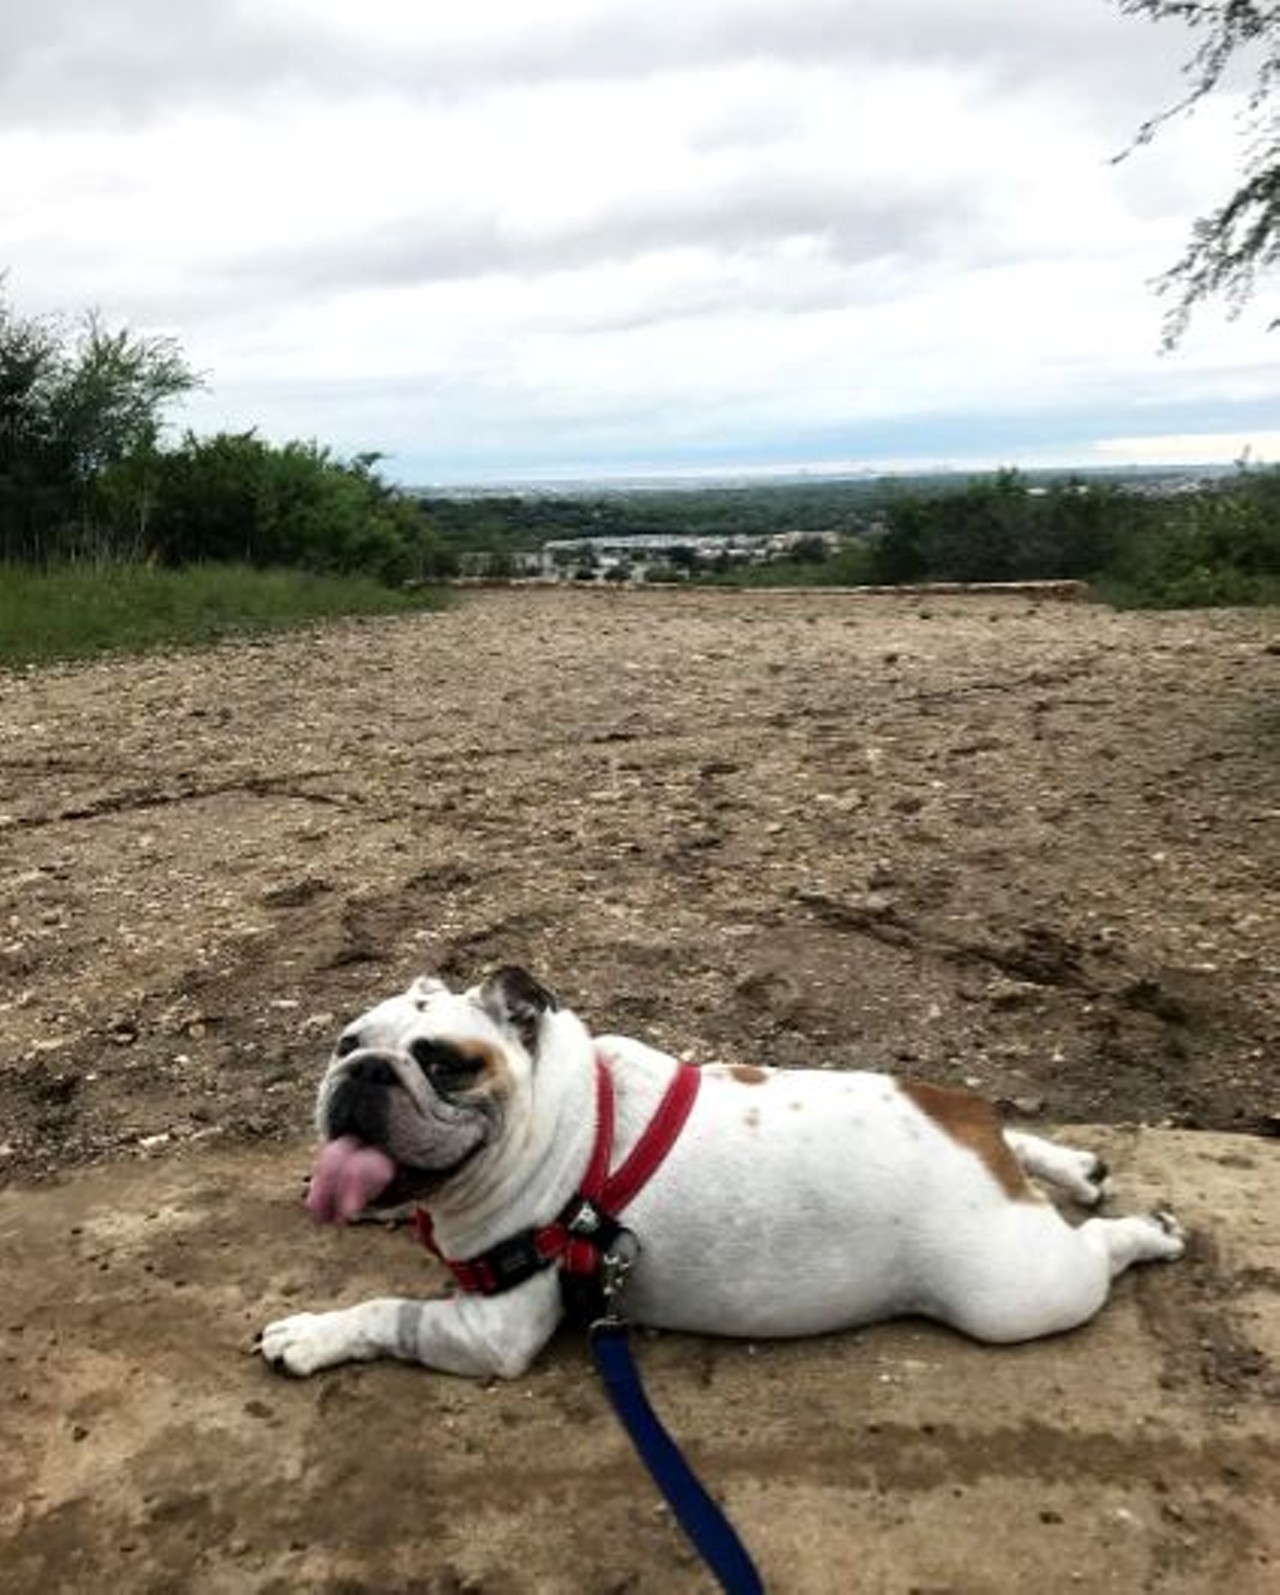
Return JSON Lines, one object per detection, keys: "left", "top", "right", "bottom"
{"left": 344, "top": 1054, "right": 398, "bottom": 1086}
{"left": 327, "top": 1054, "right": 398, "bottom": 1143}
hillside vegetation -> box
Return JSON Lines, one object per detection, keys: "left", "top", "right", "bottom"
{"left": 423, "top": 469, "right": 1280, "bottom": 607}
{"left": 3, "top": 284, "right": 1276, "bottom": 658}
{"left": 0, "top": 287, "right": 454, "bottom": 585}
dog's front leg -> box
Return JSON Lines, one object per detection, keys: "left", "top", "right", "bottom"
{"left": 259, "top": 1270, "right": 562, "bottom": 1380}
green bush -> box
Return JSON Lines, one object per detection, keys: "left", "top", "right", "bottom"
{"left": 1100, "top": 477, "right": 1280, "bottom": 606}
{"left": 112, "top": 433, "right": 449, "bottom": 584}
{"left": 864, "top": 468, "right": 1279, "bottom": 606}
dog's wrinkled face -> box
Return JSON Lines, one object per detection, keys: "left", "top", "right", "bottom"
{"left": 314, "top": 966, "right": 558, "bottom": 1209}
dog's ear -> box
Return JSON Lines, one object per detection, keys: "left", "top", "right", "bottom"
{"left": 478, "top": 966, "right": 559, "bottom": 1051}
{"left": 408, "top": 975, "right": 449, "bottom": 1009}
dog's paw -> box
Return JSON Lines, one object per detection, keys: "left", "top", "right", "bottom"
{"left": 1076, "top": 1153, "right": 1112, "bottom": 1207}
{"left": 1146, "top": 1209, "right": 1187, "bottom": 1260}
{"left": 257, "top": 1311, "right": 358, "bottom": 1377}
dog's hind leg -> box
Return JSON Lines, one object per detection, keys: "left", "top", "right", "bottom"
{"left": 1082, "top": 1209, "right": 1186, "bottom": 1278}
{"left": 933, "top": 1205, "right": 1186, "bottom": 1344}
{"left": 1003, "top": 1128, "right": 1110, "bottom": 1206}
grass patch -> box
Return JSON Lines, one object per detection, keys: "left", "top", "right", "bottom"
{"left": 0, "top": 563, "right": 448, "bottom": 668}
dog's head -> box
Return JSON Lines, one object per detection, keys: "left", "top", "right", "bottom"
{"left": 307, "top": 966, "right": 560, "bottom": 1219}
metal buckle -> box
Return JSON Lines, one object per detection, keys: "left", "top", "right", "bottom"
{"left": 597, "top": 1228, "right": 641, "bottom": 1325}
{"left": 565, "top": 1198, "right": 602, "bottom": 1236}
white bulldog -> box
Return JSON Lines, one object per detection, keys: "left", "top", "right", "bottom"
{"left": 259, "top": 966, "right": 1185, "bottom": 1380}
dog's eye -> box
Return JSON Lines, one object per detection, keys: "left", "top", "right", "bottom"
{"left": 336, "top": 1034, "right": 361, "bottom": 1058}
{"left": 409, "top": 1038, "right": 484, "bottom": 1091}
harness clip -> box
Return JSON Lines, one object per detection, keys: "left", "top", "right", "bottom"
{"left": 598, "top": 1228, "right": 641, "bottom": 1325}
{"left": 564, "top": 1198, "right": 603, "bottom": 1237}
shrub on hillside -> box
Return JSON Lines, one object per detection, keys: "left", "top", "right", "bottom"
{"left": 121, "top": 433, "right": 447, "bottom": 583}
{"left": 2, "top": 284, "right": 450, "bottom": 583}
{"left": 868, "top": 468, "right": 1278, "bottom": 604}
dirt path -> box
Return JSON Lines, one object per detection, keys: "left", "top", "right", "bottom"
{"left": 1, "top": 588, "right": 1277, "bottom": 1590}
{"left": 1, "top": 1127, "right": 1276, "bottom": 1593}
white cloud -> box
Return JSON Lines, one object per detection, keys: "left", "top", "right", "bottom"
{"left": 1, "top": 0, "right": 1275, "bottom": 480}
{"left": 1091, "top": 431, "right": 1280, "bottom": 465}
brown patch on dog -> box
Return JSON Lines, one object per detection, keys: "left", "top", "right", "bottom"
{"left": 730, "top": 1064, "right": 769, "bottom": 1085}
{"left": 440, "top": 1037, "right": 513, "bottom": 1099}
{"left": 899, "top": 1079, "right": 1034, "bottom": 1200}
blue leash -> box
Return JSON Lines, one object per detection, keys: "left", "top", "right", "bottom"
{"left": 590, "top": 1318, "right": 765, "bottom": 1594}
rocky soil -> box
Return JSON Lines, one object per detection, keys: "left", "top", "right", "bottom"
{"left": 2, "top": 588, "right": 1276, "bottom": 1173}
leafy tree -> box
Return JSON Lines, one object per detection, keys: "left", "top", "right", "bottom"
{"left": 1117, "top": 2, "right": 1280, "bottom": 341}
{"left": 872, "top": 498, "right": 931, "bottom": 583}
{"left": 1103, "top": 475, "right": 1280, "bottom": 605}
{"left": 1, "top": 284, "right": 201, "bottom": 560}
{"left": 0, "top": 297, "right": 63, "bottom": 558}
{"left": 46, "top": 314, "right": 198, "bottom": 488}
{"left": 873, "top": 471, "right": 1033, "bottom": 583}
{"left": 868, "top": 464, "right": 1279, "bottom": 605}
{"left": 1029, "top": 479, "right": 1144, "bottom": 577}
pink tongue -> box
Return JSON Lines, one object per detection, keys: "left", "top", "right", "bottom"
{"left": 305, "top": 1136, "right": 397, "bottom": 1224}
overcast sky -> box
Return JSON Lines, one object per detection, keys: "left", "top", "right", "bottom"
{"left": 3, "top": 0, "right": 1277, "bottom": 484}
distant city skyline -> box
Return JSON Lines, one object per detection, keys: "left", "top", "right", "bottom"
{"left": 3, "top": 1, "right": 1277, "bottom": 484}
{"left": 407, "top": 428, "right": 1279, "bottom": 491}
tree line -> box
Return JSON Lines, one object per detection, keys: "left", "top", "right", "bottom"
{"left": 0, "top": 287, "right": 454, "bottom": 582}
{"left": 418, "top": 479, "right": 893, "bottom": 555}
{"left": 427, "top": 470, "right": 1280, "bottom": 607}
{"left": 868, "top": 469, "right": 1280, "bottom": 606}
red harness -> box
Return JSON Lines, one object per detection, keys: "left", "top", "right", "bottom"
{"left": 414, "top": 1056, "right": 700, "bottom": 1298}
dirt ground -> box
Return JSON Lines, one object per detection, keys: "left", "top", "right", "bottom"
{"left": 1, "top": 587, "right": 1277, "bottom": 1591}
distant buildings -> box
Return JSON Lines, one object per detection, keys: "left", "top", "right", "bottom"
{"left": 522, "top": 529, "right": 846, "bottom": 582}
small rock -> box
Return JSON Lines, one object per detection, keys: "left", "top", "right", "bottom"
{"left": 988, "top": 979, "right": 1039, "bottom": 1010}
